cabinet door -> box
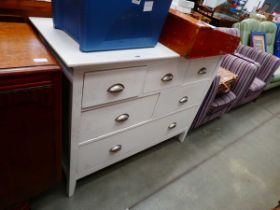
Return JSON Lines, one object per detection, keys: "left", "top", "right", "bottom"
{"left": 0, "top": 80, "right": 60, "bottom": 209}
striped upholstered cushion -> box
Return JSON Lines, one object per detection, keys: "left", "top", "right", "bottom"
{"left": 249, "top": 78, "right": 266, "bottom": 93}
{"left": 191, "top": 76, "right": 220, "bottom": 129}
{"left": 221, "top": 54, "right": 259, "bottom": 109}
{"left": 234, "top": 53, "right": 261, "bottom": 68}
{"left": 236, "top": 45, "right": 280, "bottom": 82}
{"left": 209, "top": 91, "right": 236, "bottom": 114}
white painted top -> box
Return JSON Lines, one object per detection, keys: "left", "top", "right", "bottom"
{"left": 29, "top": 17, "right": 179, "bottom": 68}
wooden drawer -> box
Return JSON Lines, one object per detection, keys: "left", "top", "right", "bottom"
{"left": 79, "top": 94, "right": 159, "bottom": 143}
{"left": 154, "top": 80, "right": 210, "bottom": 117}
{"left": 77, "top": 107, "right": 197, "bottom": 178}
{"left": 82, "top": 66, "right": 147, "bottom": 108}
{"left": 143, "top": 58, "right": 184, "bottom": 93}
{"left": 183, "top": 56, "right": 221, "bottom": 82}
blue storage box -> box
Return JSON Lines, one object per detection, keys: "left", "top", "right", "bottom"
{"left": 52, "top": 0, "right": 172, "bottom": 52}
{"left": 274, "top": 23, "right": 280, "bottom": 58}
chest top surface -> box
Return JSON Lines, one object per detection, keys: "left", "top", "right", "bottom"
{"left": 29, "top": 17, "right": 179, "bottom": 68}
{"left": 0, "top": 22, "right": 57, "bottom": 70}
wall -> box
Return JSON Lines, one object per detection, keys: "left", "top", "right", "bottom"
{"left": 202, "top": 0, "right": 265, "bottom": 12}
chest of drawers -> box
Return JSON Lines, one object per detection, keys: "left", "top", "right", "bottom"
{"left": 30, "top": 17, "right": 222, "bottom": 196}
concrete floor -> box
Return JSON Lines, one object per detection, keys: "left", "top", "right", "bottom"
{"left": 32, "top": 87, "right": 280, "bottom": 210}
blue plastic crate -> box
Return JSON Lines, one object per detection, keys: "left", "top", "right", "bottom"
{"left": 52, "top": 0, "right": 172, "bottom": 52}
{"left": 274, "top": 23, "right": 280, "bottom": 58}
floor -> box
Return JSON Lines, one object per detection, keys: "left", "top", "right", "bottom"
{"left": 32, "top": 87, "right": 280, "bottom": 210}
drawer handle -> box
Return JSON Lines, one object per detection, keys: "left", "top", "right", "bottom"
{"left": 110, "top": 145, "right": 122, "bottom": 153}
{"left": 161, "top": 73, "right": 174, "bottom": 82}
{"left": 198, "top": 67, "right": 207, "bottom": 75}
{"left": 179, "top": 96, "right": 189, "bottom": 104}
{"left": 115, "top": 114, "right": 129, "bottom": 122}
{"left": 168, "top": 122, "right": 177, "bottom": 130}
{"left": 107, "top": 83, "right": 125, "bottom": 94}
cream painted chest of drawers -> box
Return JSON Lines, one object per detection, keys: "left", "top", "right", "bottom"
{"left": 31, "top": 18, "right": 222, "bottom": 196}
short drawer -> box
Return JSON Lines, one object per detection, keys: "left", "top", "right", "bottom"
{"left": 77, "top": 107, "right": 198, "bottom": 178}
{"left": 183, "top": 56, "right": 221, "bottom": 82}
{"left": 154, "top": 80, "right": 210, "bottom": 117}
{"left": 143, "top": 58, "right": 184, "bottom": 93}
{"left": 79, "top": 94, "right": 159, "bottom": 143}
{"left": 82, "top": 66, "right": 147, "bottom": 108}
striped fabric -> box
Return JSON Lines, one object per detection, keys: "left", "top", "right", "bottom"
{"left": 234, "top": 53, "right": 261, "bottom": 69}
{"left": 221, "top": 54, "right": 259, "bottom": 110}
{"left": 209, "top": 91, "right": 236, "bottom": 114}
{"left": 236, "top": 45, "right": 280, "bottom": 83}
{"left": 249, "top": 78, "right": 266, "bottom": 93}
{"left": 191, "top": 54, "right": 259, "bottom": 129}
{"left": 237, "top": 78, "right": 266, "bottom": 107}
{"left": 191, "top": 76, "right": 220, "bottom": 129}
{"left": 234, "top": 45, "right": 280, "bottom": 106}
{"left": 239, "top": 89, "right": 263, "bottom": 107}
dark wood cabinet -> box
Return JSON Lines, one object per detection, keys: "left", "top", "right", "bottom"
{"left": 0, "top": 22, "right": 61, "bottom": 210}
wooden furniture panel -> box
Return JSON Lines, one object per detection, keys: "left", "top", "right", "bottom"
{"left": 160, "top": 9, "right": 240, "bottom": 58}
{"left": 0, "top": 22, "right": 56, "bottom": 69}
{"left": 0, "top": 0, "right": 52, "bottom": 18}
{"left": 0, "top": 72, "right": 61, "bottom": 210}
{"left": 0, "top": 21, "right": 61, "bottom": 210}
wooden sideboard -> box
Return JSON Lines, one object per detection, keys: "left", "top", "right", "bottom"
{"left": 0, "top": 22, "right": 61, "bottom": 210}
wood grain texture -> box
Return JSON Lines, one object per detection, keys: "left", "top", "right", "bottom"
{"left": 0, "top": 22, "right": 61, "bottom": 210}
{"left": 0, "top": 71, "right": 61, "bottom": 210}
{"left": 0, "top": 0, "right": 52, "bottom": 18}
{"left": 160, "top": 9, "right": 240, "bottom": 58}
{"left": 0, "top": 22, "right": 56, "bottom": 69}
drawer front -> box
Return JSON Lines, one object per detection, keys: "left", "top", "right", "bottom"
{"left": 143, "top": 59, "right": 184, "bottom": 93}
{"left": 154, "top": 80, "right": 210, "bottom": 117}
{"left": 183, "top": 56, "right": 221, "bottom": 82}
{"left": 82, "top": 66, "right": 147, "bottom": 108}
{"left": 78, "top": 107, "right": 198, "bottom": 178}
{"left": 80, "top": 94, "right": 159, "bottom": 143}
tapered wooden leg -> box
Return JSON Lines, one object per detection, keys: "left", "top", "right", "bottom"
{"left": 178, "top": 131, "right": 188, "bottom": 143}
{"left": 67, "top": 177, "right": 77, "bottom": 197}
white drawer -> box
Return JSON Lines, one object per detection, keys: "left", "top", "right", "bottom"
{"left": 79, "top": 94, "right": 159, "bottom": 143}
{"left": 154, "top": 80, "right": 210, "bottom": 117}
{"left": 143, "top": 58, "right": 184, "bottom": 93}
{"left": 183, "top": 56, "right": 221, "bottom": 82}
{"left": 77, "top": 107, "right": 197, "bottom": 178}
{"left": 82, "top": 66, "right": 147, "bottom": 108}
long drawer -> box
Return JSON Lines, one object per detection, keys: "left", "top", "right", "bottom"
{"left": 79, "top": 94, "right": 159, "bottom": 143}
{"left": 77, "top": 106, "right": 197, "bottom": 178}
